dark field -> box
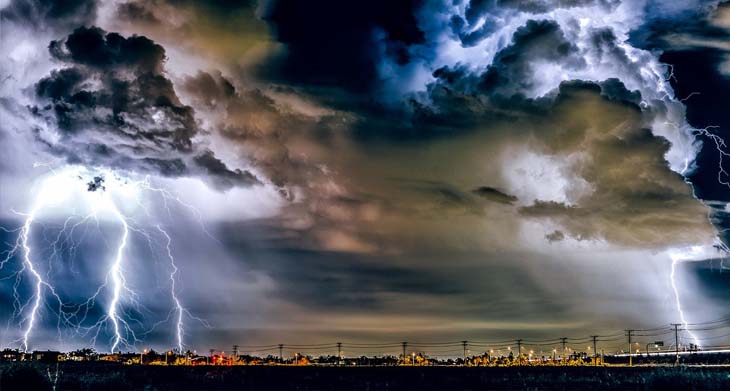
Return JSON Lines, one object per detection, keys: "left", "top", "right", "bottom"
{"left": 2, "top": 363, "right": 729, "bottom": 391}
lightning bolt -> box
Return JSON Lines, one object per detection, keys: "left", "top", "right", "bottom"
{"left": 0, "top": 166, "right": 209, "bottom": 352}
{"left": 18, "top": 203, "right": 60, "bottom": 352}
{"left": 107, "top": 202, "right": 131, "bottom": 353}
{"left": 663, "top": 64, "right": 730, "bottom": 349}
{"left": 157, "top": 225, "right": 184, "bottom": 353}
{"left": 669, "top": 251, "right": 701, "bottom": 348}
{"left": 1, "top": 175, "right": 67, "bottom": 352}
{"left": 693, "top": 126, "right": 730, "bottom": 188}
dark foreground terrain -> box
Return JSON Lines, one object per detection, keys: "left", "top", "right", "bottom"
{"left": 1, "top": 363, "right": 729, "bottom": 391}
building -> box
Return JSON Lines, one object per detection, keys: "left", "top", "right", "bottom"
{"left": 31, "top": 350, "right": 62, "bottom": 364}
{"left": 1, "top": 349, "right": 23, "bottom": 362}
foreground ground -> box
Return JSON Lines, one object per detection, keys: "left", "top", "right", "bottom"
{"left": 1, "top": 363, "right": 729, "bottom": 390}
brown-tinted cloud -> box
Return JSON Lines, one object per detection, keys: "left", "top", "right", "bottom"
{"left": 472, "top": 187, "right": 519, "bottom": 205}
{"left": 515, "top": 83, "right": 712, "bottom": 246}
{"left": 112, "top": 0, "right": 272, "bottom": 70}
{"left": 179, "top": 67, "right": 712, "bottom": 253}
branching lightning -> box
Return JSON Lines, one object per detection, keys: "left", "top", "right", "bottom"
{"left": 668, "top": 122, "right": 730, "bottom": 349}
{"left": 661, "top": 74, "right": 730, "bottom": 349}
{"left": 0, "top": 166, "right": 210, "bottom": 352}
{"left": 3, "top": 176, "right": 66, "bottom": 352}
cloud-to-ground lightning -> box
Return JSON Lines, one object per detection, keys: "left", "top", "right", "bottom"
{"left": 157, "top": 225, "right": 184, "bottom": 353}
{"left": 18, "top": 201, "right": 60, "bottom": 353}
{"left": 663, "top": 62, "right": 730, "bottom": 349}
{"left": 669, "top": 249, "right": 701, "bottom": 348}
{"left": 1, "top": 171, "right": 68, "bottom": 352}
{"left": 107, "top": 202, "right": 131, "bottom": 353}
{"left": 0, "top": 166, "right": 209, "bottom": 352}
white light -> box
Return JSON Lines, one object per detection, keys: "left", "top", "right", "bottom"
{"left": 3, "top": 165, "right": 207, "bottom": 352}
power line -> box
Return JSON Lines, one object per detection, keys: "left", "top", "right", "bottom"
{"left": 220, "top": 316, "right": 730, "bottom": 360}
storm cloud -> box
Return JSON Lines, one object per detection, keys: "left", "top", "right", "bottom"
{"left": 31, "top": 26, "right": 259, "bottom": 189}
{"left": 0, "top": 0, "right": 728, "bottom": 352}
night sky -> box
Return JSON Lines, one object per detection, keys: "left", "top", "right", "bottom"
{"left": 1, "top": 0, "right": 730, "bottom": 354}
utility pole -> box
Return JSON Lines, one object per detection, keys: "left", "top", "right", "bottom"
{"left": 671, "top": 323, "right": 681, "bottom": 366}
{"left": 462, "top": 341, "right": 468, "bottom": 366}
{"left": 232, "top": 345, "right": 239, "bottom": 364}
{"left": 516, "top": 339, "right": 522, "bottom": 366}
{"left": 625, "top": 330, "right": 633, "bottom": 367}
{"left": 560, "top": 337, "right": 567, "bottom": 366}
{"left": 402, "top": 342, "right": 408, "bottom": 365}
{"left": 337, "top": 342, "right": 342, "bottom": 366}
{"left": 278, "top": 344, "right": 284, "bottom": 364}
{"left": 591, "top": 336, "right": 598, "bottom": 366}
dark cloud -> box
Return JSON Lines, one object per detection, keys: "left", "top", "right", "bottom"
{"left": 116, "top": 1, "right": 163, "bottom": 25}
{"left": 406, "top": 19, "right": 586, "bottom": 132}
{"left": 181, "top": 71, "right": 236, "bottom": 107}
{"left": 629, "top": 2, "right": 730, "bottom": 52}
{"left": 471, "top": 186, "right": 518, "bottom": 205}
{"left": 393, "top": 179, "right": 509, "bottom": 214}
{"left": 179, "top": 70, "right": 346, "bottom": 193}
{"left": 258, "top": 0, "right": 424, "bottom": 93}
{"left": 500, "top": 0, "right": 619, "bottom": 13}
{"left": 424, "top": 186, "right": 472, "bottom": 208}
{"left": 477, "top": 20, "right": 584, "bottom": 97}
{"left": 449, "top": 1, "right": 619, "bottom": 48}
{"left": 31, "top": 27, "right": 259, "bottom": 189}
{"left": 48, "top": 26, "right": 166, "bottom": 73}
{"left": 545, "top": 230, "right": 566, "bottom": 243}
{"left": 595, "top": 77, "right": 643, "bottom": 105}
{"left": 193, "top": 151, "right": 259, "bottom": 189}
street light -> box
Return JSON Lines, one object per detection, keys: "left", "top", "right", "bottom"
{"left": 646, "top": 341, "right": 663, "bottom": 359}
{"left": 140, "top": 348, "right": 147, "bottom": 365}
